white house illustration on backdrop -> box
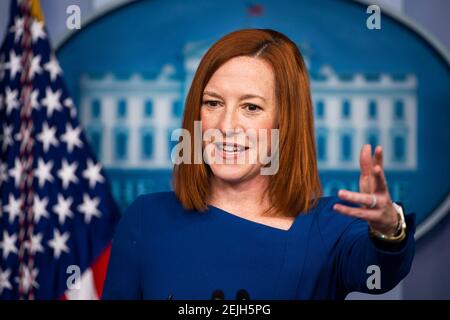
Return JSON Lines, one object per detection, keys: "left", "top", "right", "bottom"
{"left": 79, "top": 40, "right": 417, "bottom": 207}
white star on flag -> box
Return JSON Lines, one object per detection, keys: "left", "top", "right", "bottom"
{"left": 41, "top": 87, "right": 62, "bottom": 117}
{"left": 3, "top": 194, "right": 21, "bottom": 224}
{"left": 25, "top": 233, "right": 45, "bottom": 255}
{"left": 61, "top": 123, "right": 83, "bottom": 153}
{"left": 5, "top": 87, "right": 19, "bottom": 115}
{"left": 5, "top": 50, "right": 21, "bottom": 79}
{"left": 0, "top": 268, "right": 12, "bottom": 295}
{"left": 14, "top": 128, "right": 32, "bottom": 144}
{"left": 9, "top": 17, "right": 24, "bottom": 43}
{"left": 31, "top": 20, "right": 46, "bottom": 43}
{"left": 48, "top": 230, "right": 70, "bottom": 259}
{"left": 2, "top": 124, "right": 14, "bottom": 151}
{"left": 28, "top": 54, "right": 43, "bottom": 80}
{"left": 78, "top": 193, "right": 102, "bottom": 224}
{"left": 37, "top": 122, "right": 59, "bottom": 152}
{"left": 53, "top": 194, "right": 74, "bottom": 225}
{"left": 82, "top": 159, "right": 105, "bottom": 189}
{"left": 15, "top": 266, "right": 39, "bottom": 293}
{"left": 44, "top": 54, "right": 62, "bottom": 81}
{"left": 57, "top": 159, "right": 79, "bottom": 189}
{"left": 34, "top": 158, "right": 54, "bottom": 188}
{"left": 33, "top": 195, "right": 49, "bottom": 223}
{"left": 0, "top": 230, "right": 18, "bottom": 259}
{"left": 8, "top": 158, "right": 23, "bottom": 188}
{"left": 30, "top": 89, "right": 40, "bottom": 110}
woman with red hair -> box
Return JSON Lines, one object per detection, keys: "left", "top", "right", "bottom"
{"left": 103, "top": 29, "right": 414, "bottom": 300}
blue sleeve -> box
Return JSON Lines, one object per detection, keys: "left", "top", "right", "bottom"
{"left": 335, "top": 207, "right": 416, "bottom": 295}
{"left": 102, "top": 195, "right": 144, "bottom": 300}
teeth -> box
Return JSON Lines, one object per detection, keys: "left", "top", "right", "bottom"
{"left": 219, "top": 144, "right": 245, "bottom": 152}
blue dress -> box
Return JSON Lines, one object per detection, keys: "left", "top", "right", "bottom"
{"left": 102, "top": 192, "right": 415, "bottom": 300}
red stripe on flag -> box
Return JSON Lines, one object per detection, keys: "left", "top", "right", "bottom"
{"left": 91, "top": 243, "right": 112, "bottom": 298}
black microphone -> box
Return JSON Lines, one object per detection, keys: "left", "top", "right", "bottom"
{"left": 211, "top": 289, "right": 225, "bottom": 300}
{"left": 236, "top": 289, "right": 250, "bottom": 300}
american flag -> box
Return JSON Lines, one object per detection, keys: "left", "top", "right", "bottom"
{"left": 0, "top": 0, "right": 120, "bottom": 299}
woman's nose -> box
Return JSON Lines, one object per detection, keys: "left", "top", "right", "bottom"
{"left": 218, "top": 107, "right": 241, "bottom": 135}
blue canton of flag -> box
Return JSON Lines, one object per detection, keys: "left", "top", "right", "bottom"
{"left": 0, "top": 0, "right": 120, "bottom": 299}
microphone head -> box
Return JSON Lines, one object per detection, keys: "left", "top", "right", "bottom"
{"left": 236, "top": 289, "right": 250, "bottom": 300}
{"left": 211, "top": 289, "right": 225, "bottom": 300}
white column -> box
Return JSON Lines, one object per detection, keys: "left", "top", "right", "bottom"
{"left": 326, "top": 97, "right": 340, "bottom": 168}
{"left": 101, "top": 96, "right": 115, "bottom": 166}
{"left": 153, "top": 97, "right": 171, "bottom": 165}
{"left": 352, "top": 96, "right": 367, "bottom": 169}
{"left": 80, "top": 96, "right": 90, "bottom": 127}
{"left": 127, "top": 97, "right": 143, "bottom": 166}
{"left": 405, "top": 94, "right": 417, "bottom": 169}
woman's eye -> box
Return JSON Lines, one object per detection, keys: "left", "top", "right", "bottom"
{"left": 245, "top": 104, "right": 261, "bottom": 112}
{"left": 203, "top": 100, "right": 220, "bottom": 107}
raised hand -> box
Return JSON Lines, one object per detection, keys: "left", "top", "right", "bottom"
{"left": 333, "top": 144, "right": 399, "bottom": 236}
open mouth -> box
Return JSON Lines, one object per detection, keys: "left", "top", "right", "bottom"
{"left": 213, "top": 142, "right": 250, "bottom": 155}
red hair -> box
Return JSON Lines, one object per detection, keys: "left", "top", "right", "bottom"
{"left": 173, "top": 29, "right": 322, "bottom": 217}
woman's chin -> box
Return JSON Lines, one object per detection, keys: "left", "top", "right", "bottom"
{"left": 209, "top": 164, "right": 259, "bottom": 184}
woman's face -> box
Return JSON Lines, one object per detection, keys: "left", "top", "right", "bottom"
{"left": 201, "top": 56, "right": 277, "bottom": 184}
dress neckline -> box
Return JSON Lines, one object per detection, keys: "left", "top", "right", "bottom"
{"left": 207, "top": 204, "right": 303, "bottom": 234}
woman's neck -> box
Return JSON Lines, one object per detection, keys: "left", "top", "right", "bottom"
{"left": 208, "top": 175, "right": 272, "bottom": 218}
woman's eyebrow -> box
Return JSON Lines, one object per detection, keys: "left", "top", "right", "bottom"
{"left": 240, "top": 94, "right": 266, "bottom": 102}
{"left": 203, "top": 91, "right": 266, "bottom": 102}
{"left": 202, "top": 91, "right": 223, "bottom": 99}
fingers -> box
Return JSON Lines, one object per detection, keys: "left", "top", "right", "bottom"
{"left": 359, "top": 144, "right": 373, "bottom": 193}
{"left": 333, "top": 199, "right": 398, "bottom": 234}
{"left": 333, "top": 202, "right": 381, "bottom": 222}
{"left": 373, "top": 164, "right": 388, "bottom": 193}
{"left": 340, "top": 145, "right": 393, "bottom": 228}
{"left": 373, "top": 145, "right": 383, "bottom": 168}
{"left": 359, "top": 144, "right": 372, "bottom": 178}
{"left": 372, "top": 146, "right": 388, "bottom": 193}
{"left": 337, "top": 189, "right": 389, "bottom": 208}
{"left": 359, "top": 145, "right": 387, "bottom": 194}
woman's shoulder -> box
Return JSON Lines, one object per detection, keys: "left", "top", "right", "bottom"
{"left": 126, "top": 190, "right": 183, "bottom": 217}
{"left": 123, "top": 191, "right": 178, "bottom": 214}
{"left": 120, "top": 191, "right": 186, "bottom": 232}
{"left": 137, "top": 191, "right": 180, "bottom": 206}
